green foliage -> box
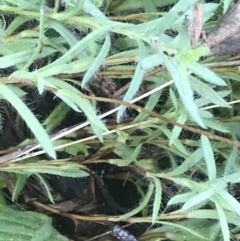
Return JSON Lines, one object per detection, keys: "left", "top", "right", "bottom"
{"left": 12, "top": 173, "right": 28, "bottom": 201}
{"left": 0, "top": 204, "right": 68, "bottom": 241}
{"left": 0, "top": 0, "right": 239, "bottom": 240}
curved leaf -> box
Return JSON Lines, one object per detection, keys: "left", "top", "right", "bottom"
{"left": 190, "top": 76, "right": 230, "bottom": 107}
{"left": 57, "top": 89, "right": 107, "bottom": 141}
{"left": 82, "top": 34, "right": 111, "bottom": 86}
{"left": 182, "top": 188, "right": 215, "bottom": 211}
{"left": 152, "top": 177, "right": 162, "bottom": 224}
{"left": 214, "top": 199, "right": 230, "bottom": 241}
{"left": 188, "top": 62, "right": 227, "bottom": 86}
{"left": 117, "top": 40, "right": 146, "bottom": 121}
{"left": 0, "top": 82, "right": 56, "bottom": 159}
{"left": 169, "top": 112, "right": 187, "bottom": 145}
{"left": 201, "top": 135, "right": 216, "bottom": 182}
{"left": 164, "top": 56, "right": 205, "bottom": 128}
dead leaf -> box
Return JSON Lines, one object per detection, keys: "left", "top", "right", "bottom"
{"left": 188, "top": 2, "right": 204, "bottom": 46}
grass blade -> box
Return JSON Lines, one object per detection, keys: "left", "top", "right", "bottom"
{"left": 119, "top": 183, "right": 154, "bottom": 220}
{"left": 169, "top": 112, "right": 187, "bottom": 145}
{"left": 0, "top": 82, "right": 56, "bottom": 159}
{"left": 117, "top": 40, "right": 146, "bottom": 121}
{"left": 201, "top": 135, "right": 216, "bottom": 182}
{"left": 188, "top": 62, "right": 227, "bottom": 86}
{"left": 164, "top": 55, "right": 205, "bottom": 128}
{"left": 190, "top": 76, "right": 230, "bottom": 107}
{"left": 182, "top": 188, "right": 215, "bottom": 211}
{"left": 224, "top": 145, "right": 238, "bottom": 175}
{"left": 82, "top": 34, "right": 111, "bottom": 86}
{"left": 214, "top": 199, "right": 230, "bottom": 241}
{"left": 152, "top": 176, "right": 162, "bottom": 224}
{"left": 12, "top": 174, "right": 28, "bottom": 201}
{"left": 168, "top": 191, "right": 196, "bottom": 206}
{"left": 57, "top": 89, "right": 107, "bottom": 140}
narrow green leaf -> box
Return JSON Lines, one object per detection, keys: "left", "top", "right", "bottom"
{"left": 223, "top": 0, "right": 232, "bottom": 14}
{"left": 141, "top": 52, "right": 164, "bottom": 70}
{"left": 38, "top": 62, "right": 79, "bottom": 77}
{"left": 107, "top": 48, "right": 142, "bottom": 60}
{"left": 217, "top": 190, "right": 240, "bottom": 217}
{"left": 47, "top": 76, "right": 81, "bottom": 92}
{"left": 152, "top": 177, "right": 162, "bottom": 224}
{"left": 0, "top": 82, "right": 56, "bottom": 159}
{"left": 169, "top": 88, "right": 178, "bottom": 110}
{"left": 162, "top": 148, "right": 203, "bottom": 177}
{"left": 56, "top": 94, "right": 81, "bottom": 112}
{"left": 48, "top": 19, "right": 78, "bottom": 47}
{"left": 22, "top": 3, "right": 46, "bottom": 71}
{"left": 175, "top": 3, "right": 218, "bottom": 26}
{"left": 201, "top": 135, "right": 216, "bottom": 182}
{"left": 117, "top": 40, "right": 146, "bottom": 121}
{"left": 224, "top": 145, "right": 238, "bottom": 175}
{"left": 165, "top": 177, "right": 202, "bottom": 191}
{"left": 43, "top": 101, "right": 70, "bottom": 132}
{"left": 83, "top": 0, "right": 108, "bottom": 19}
{"left": 190, "top": 76, "right": 230, "bottom": 108}
{"left": 142, "top": 0, "right": 157, "bottom": 12}
{"left": 0, "top": 85, "right": 26, "bottom": 99}
{"left": 12, "top": 168, "right": 89, "bottom": 178}
{"left": 4, "top": 15, "right": 29, "bottom": 36}
{"left": 177, "top": 48, "right": 210, "bottom": 65}
{"left": 114, "top": 142, "right": 134, "bottom": 163}
{"left": 178, "top": 18, "right": 190, "bottom": 51}
{"left": 55, "top": 140, "right": 88, "bottom": 156}
{"left": 0, "top": 49, "right": 34, "bottom": 68}
{"left": 119, "top": 183, "right": 154, "bottom": 220}
{"left": 109, "top": 159, "right": 133, "bottom": 166}
{"left": 203, "top": 118, "right": 230, "bottom": 133}
{"left": 195, "top": 90, "right": 230, "bottom": 108}
{"left": 82, "top": 35, "right": 111, "bottom": 86}
{"left": 37, "top": 73, "right": 46, "bottom": 95}
{"left": 168, "top": 191, "right": 196, "bottom": 206}
{"left": 169, "top": 112, "right": 187, "bottom": 145}
{"left": 187, "top": 209, "right": 218, "bottom": 219}
{"left": 57, "top": 89, "right": 107, "bottom": 140}
{"left": 35, "top": 173, "right": 54, "bottom": 204}
{"left": 126, "top": 0, "right": 198, "bottom": 35}
{"left": 157, "top": 221, "right": 208, "bottom": 240}
{"left": 182, "top": 188, "right": 215, "bottom": 211}
{"left": 133, "top": 81, "right": 164, "bottom": 123}
{"left": 219, "top": 72, "right": 240, "bottom": 81}
{"left": 158, "top": 125, "right": 188, "bottom": 155}
{"left": 114, "top": 0, "right": 177, "bottom": 12}
{"left": 188, "top": 62, "right": 227, "bottom": 86}
{"left": 214, "top": 199, "right": 230, "bottom": 241}
{"left": 164, "top": 56, "right": 205, "bottom": 128}
{"left": 131, "top": 144, "right": 142, "bottom": 162}
{"left": 12, "top": 174, "right": 28, "bottom": 201}
{"left": 41, "top": 24, "right": 114, "bottom": 70}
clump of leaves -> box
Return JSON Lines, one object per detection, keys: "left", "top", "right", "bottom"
{"left": 0, "top": 0, "right": 240, "bottom": 241}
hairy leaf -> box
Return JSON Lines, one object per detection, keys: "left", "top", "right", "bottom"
{"left": 0, "top": 82, "right": 56, "bottom": 159}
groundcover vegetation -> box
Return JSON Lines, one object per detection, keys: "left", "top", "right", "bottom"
{"left": 0, "top": 0, "right": 240, "bottom": 240}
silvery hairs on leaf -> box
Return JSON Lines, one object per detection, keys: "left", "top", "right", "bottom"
{"left": 203, "top": 1, "right": 240, "bottom": 56}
